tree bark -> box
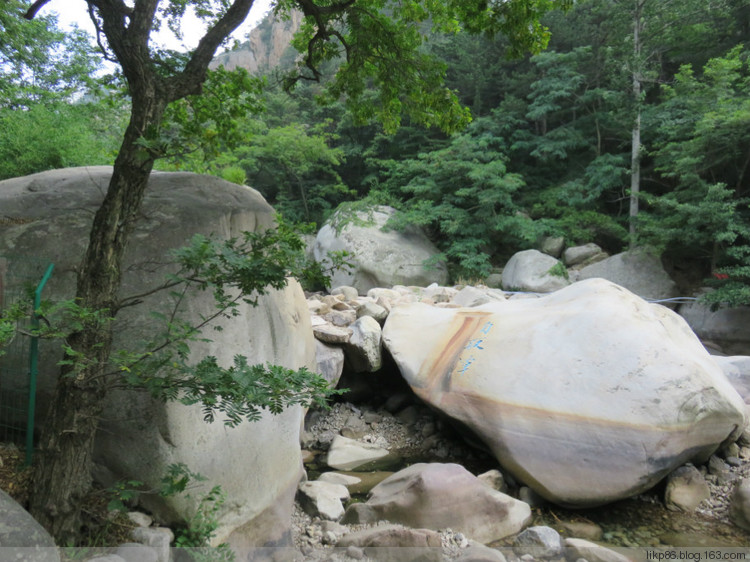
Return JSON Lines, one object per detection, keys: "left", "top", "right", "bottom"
{"left": 26, "top": 0, "right": 257, "bottom": 543}
{"left": 29, "top": 85, "right": 167, "bottom": 542}
{"left": 629, "top": 0, "right": 644, "bottom": 247}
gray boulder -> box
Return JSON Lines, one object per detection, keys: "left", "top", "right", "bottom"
{"left": 345, "top": 316, "right": 383, "bottom": 372}
{"left": 341, "top": 463, "right": 531, "bottom": 543}
{"left": 382, "top": 278, "right": 746, "bottom": 507}
{"left": 714, "top": 356, "right": 750, "bottom": 404}
{"left": 563, "top": 243, "right": 606, "bottom": 266}
{"left": 501, "top": 250, "right": 570, "bottom": 293}
{"left": 665, "top": 465, "right": 710, "bottom": 512}
{"left": 513, "top": 526, "right": 563, "bottom": 559}
{"left": 0, "top": 489, "right": 59, "bottom": 561}
{"left": 679, "top": 298, "right": 750, "bottom": 355}
{"left": 0, "top": 167, "right": 317, "bottom": 547}
{"left": 577, "top": 249, "right": 677, "bottom": 302}
{"left": 313, "top": 205, "right": 448, "bottom": 293}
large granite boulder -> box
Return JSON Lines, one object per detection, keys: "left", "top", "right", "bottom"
{"left": 576, "top": 249, "right": 677, "bottom": 301}
{"left": 313, "top": 205, "right": 448, "bottom": 294}
{"left": 0, "top": 167, "right": 317, "bottom": 547}
{"left": 381, "top": 278, "right": 745, "bottom": 507}
{"left": 342, "top": 463, "right": 531, "bottom": 543}
{"left": 0, "top": 489, "right": 59, "bottom": 561}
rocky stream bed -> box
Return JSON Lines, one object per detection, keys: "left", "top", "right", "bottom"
{"left": 291, "top": 369, "right": 750, "bottom": 561}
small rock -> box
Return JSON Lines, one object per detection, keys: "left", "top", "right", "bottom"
{"left": 114, "top": 543, "right": 158, "bottom": 562}
{"left": 456, "top": 544, "right": 507, "bottom": 562}
{"left": 519, "top": 486, "right": 546, "bottom": 507}
{"left": 558, "top": 520, "right": 603, "bottom": 541}
{"left": 331, "top": 286, "right": 359, "bottom": 301}
{"left": 730, "top": 478, "right": 750, "bottom": 531}
{"left": 298, "top": 480, "right": 350, "bottom": 521}
{"left": 564, "top": 538, "right": 630, "bottom": 562}
{"left": 130, "top": 527, "right": 173, "bottom": 562}
{"left": 356, "top": 301, "right": 389, "bottom": 323}
{"left": 126, "top": 511, "right": 152, "bottom": 528}
{"left": 477, "top": 469, "right": 508, "bottom": 494}
{"left": 346, "top": 545, "right": 365, "bottom": 560}
{"left": 665, "top": 465, "right": 710, "bottom": 512}
{"left": 396, "top": 405, "right": 420, "bottom": 425}
{"left": 513, "top": 526, "right": 563, "bottom": 559}
{"left": 312, "top": 324, "right": 352, "bottom": 344}
{"left": 326, "top": 435, "right": 393, "bottom": 471}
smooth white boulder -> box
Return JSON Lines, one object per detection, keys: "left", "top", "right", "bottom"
{"left": 382, "top": 278, "right": 746, "bottom": 506}
{"left": 501, "top": 249, "right": 570, "bottom": 293}
{"left": 313, "top": 205, "right": 448, "bottom": 294}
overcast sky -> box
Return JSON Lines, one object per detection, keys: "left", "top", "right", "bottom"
{"left": 45, "top": 0, "right": 274, "bottom": 52}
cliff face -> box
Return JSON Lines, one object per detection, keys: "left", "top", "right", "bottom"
{"left": 211, "top": 10, "right": 303, "bottom": 73}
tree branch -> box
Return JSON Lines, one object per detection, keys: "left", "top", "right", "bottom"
{"left": 23, "top": 0, "right": 53, "bottom": 20}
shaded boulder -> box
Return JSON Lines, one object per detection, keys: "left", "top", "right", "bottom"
{"left": 501, "top": 250, "right": 570, "bottom": 293}
{"left": 341, "top": 463, "right": 531, "bottom": 543}
{"left": 563, "top": 243, "right": 606, "bottom": 267}
{"left": 313, "top": 205, "right": 448, "bottom": 294}
{"left": 679, "top": 298, "right": 750, "bottom": 355}
{"left": 576, "top": 249, "right": 677, "bottom": 302}
{"left": 0, "top": 489, "right": 59, "bottom": 561}
{"left": 665, "top": 465, "right": 710, "bottom": 512}
{"left": 714, "top": 356, "right": 750, "bottom": 404}
{"left": 382, "top": 278, "right": 745, "bottom": 507}
{"left": 0, "top": 167, "right": 317, "bottom": 547}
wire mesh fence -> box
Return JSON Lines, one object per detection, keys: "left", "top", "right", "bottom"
{"left": 0, "top": 255, "right": 53, "bottom": 462}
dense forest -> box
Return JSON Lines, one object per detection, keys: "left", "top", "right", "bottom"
{"left": 2, "top": 0, "right": 750, "bottom": 304}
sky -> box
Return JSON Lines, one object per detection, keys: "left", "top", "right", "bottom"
{"left": 44, "top": 0, "right": 274, "bottom": 52}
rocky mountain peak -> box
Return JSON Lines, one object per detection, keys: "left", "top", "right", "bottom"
{"left": 211, "top": 9, "right": 303, "bottom": 74}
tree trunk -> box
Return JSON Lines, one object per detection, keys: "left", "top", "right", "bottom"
{"left": 629, "top": 0, "right": 644, "bottom": 247}
{"left": 28, "top": 86, "right": 166, "bottom": 543}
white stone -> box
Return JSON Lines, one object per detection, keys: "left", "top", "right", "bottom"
{"left": 382, "top": 278, "right": 746, "bottom": 507}
{"left": 501, "top": 249, "right": 570, "bottom": 293}
{"left": 326, "top": 435, "right": 391, "bottom": 471}
{"left": 314, "top": 205, "right": 448, "bottom": 294}
{"left": 345, "top": 316, "right": 383, "bottom": 372}
{"left": 564, "top": 538, "right": 630, "bottom": 562}
{"left": 298, "top": 480, "right": 350, "bottom": 521}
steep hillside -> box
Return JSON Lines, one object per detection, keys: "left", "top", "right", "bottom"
{"left": 211, "top": 9, "right": 303, "bottom": 73}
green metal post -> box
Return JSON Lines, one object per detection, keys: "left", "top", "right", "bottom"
{"left": 25, "top": 263, "right": 54, "bottom": 466}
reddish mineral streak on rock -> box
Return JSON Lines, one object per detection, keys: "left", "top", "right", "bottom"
{"left": 413, "top": 311, "right": 493, "bottom": 398}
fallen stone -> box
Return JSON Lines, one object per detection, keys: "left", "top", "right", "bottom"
{"left": 665, "top": 465, "right": 710, "bottom": 512}
{"left": 563, "top": 538, "right": 630, "bottom": 562}
{"left": 0, "top": 489, "right": 59, "bottom": 562}
{"left": 502, "top": 249, "right": 570, "bottom": 293}
{"left": 730, "top": 478, "right": 750, "bottom": 531}
{"left": 131, "top": 527, "right": 172, "bottom": 562}
{"left": 513, "top": 526, "right": 563, "bottom": 559}
{"left": 563, "top": 243, "right": 605, "bottom": 266}
{"left": 313, "top": 324, "right": 352, "bottom": 344}
{"left": 341, "top": 463, "right": 531, "bottom": 544}
{"left": 297, "top": 480, "right": 350, "bottom": 521}
{"left": 326, "top": 435, "right": 394, "bottom": 471}
{"left": 345, "top": 316, "right": 383, "bottom": 373}
{"left": 382, "top": 278, "right": 746, "bottom": 506}
{"left": 336, "top": 525, "right": 442, "bottom": 562}
{"left": 456, "top": 544, "right": 507, "bottom": 562}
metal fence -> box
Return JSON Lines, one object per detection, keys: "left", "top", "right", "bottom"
{"left": 0, "top": 256, "right": 54, "bottom": 465}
